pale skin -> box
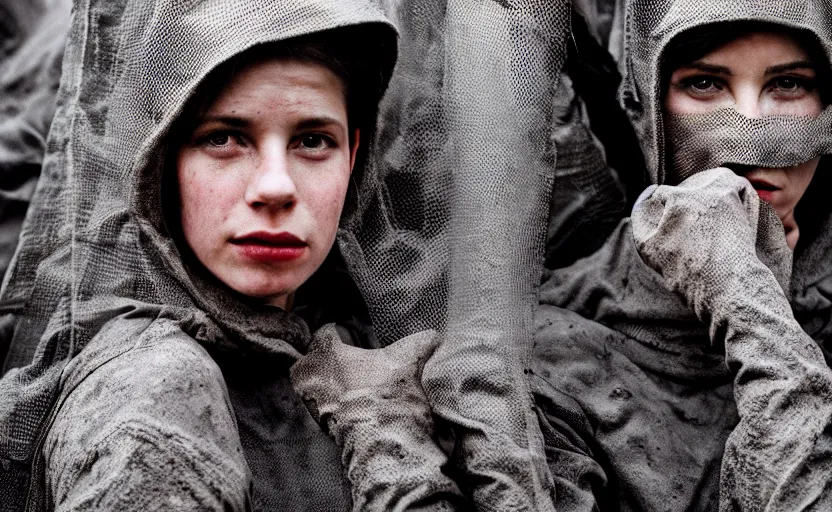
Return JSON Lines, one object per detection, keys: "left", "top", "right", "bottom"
{"left": 177, "top": 58, "right": 360, "bottom": 309}
{"left": 664, "top": 31, "right": 824, "bottom": 249}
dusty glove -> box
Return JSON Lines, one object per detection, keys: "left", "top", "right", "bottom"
{"left": 290, "top": 325, "right": 466, "bottom": 512}
{"left": 632, "top": 167, "right": 832, "bottom": 511}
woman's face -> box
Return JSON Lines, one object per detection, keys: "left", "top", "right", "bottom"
{"left": 664, "top": 31, "right": 824, "bottom": 246}
{"left": 177, "top": 58, "right": 359, "bottom": 309}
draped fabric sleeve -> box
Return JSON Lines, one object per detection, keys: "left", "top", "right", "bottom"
{"left": 631, "top": 169, "right": 832, "bottom": 511}
{"left": 42, "top": 321, "right": 252, "bottom": 511}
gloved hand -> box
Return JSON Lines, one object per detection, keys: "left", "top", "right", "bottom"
{"left": 631, "top": 167, "right": 791, "bottom": 319}
{"left": 290, "top": 325, "right": 466, "bottom": 512}
{"left": 631, "top": 167, "right": 832, "bottom": 511}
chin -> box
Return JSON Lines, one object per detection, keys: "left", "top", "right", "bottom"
{"left": 224, "top": 272, "right": 299, "bottom": 303}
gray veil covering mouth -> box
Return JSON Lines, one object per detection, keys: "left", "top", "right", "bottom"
{"left": 531, "top": 0, "right": 832, "bottom": 510}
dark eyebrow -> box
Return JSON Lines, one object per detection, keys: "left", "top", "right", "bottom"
{"left": 197, "top": 115, "right": 250, "bottom": 128}
{"left": 765, "top": 61, "right": 816, "bottom": 75}
{"left": 682, "top": 62, "right": 733, "bottom": 76}
{"left": 295, "top": 116, "right": 346, "bottom": 131}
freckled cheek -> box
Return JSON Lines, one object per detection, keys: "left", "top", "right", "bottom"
{"left": 299, "top": 170, "right": 351, "bottom": 239}
{"left": 177, "top": 155, "right": 247, "bottom": 247}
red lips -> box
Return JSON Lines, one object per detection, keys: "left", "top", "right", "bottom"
{"left": 746, "top": 177, "right": 780, "bottom": 203}
{"left": 231, "top": 231, "right": 307, "bottom": 262}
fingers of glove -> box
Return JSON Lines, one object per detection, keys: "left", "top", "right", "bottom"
{"left": 293, "top": 326, "right": 437, "bottom": 389}
{"left": 291, "top": 326, "right": 440, "bottom": 428}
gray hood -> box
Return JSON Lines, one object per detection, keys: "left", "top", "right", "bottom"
{"left": 620, "top": 0, "right": 832, "bottom": 350}
{"left": 0, "top": 0, "right": 395, "bottom": 485}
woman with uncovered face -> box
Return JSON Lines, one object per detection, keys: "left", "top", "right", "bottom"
{"left": 177, "top": 58, "right": 358, "bottom": 309}
{"left": 0, "top": 1, "right": 467, "bottom": 509}
{"left": 530, "top": 4, "right": 832, "bottom": 511}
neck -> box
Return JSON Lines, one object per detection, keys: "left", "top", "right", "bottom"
{"left": 782, "top": 210, "right": 800, "bottom": 250}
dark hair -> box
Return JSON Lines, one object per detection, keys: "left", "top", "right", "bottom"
{"left": 661, "top": 21, "right": 832, "bottom": 105}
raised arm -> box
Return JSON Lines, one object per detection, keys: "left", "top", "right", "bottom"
{"left": 632, "top": 167, "right": 832, "bottom": 511}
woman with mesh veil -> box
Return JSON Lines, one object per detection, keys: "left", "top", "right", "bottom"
{"left": 532, "top": 0, "right": 832, "bottom": 510}
{"left": 0, "top": 0, "right": 481, "bottom": 509}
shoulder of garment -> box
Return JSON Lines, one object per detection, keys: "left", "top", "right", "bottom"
{"left": 41, "top": 314, "right": 253, "bottom": 512}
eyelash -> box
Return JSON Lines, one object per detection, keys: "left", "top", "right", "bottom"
{"left": 678, "top": 75, "right": 816, "bottom": 95}
{"left": 769, "top": 76, "right": 816, "bottom": 94}
{"left": 294, "top": 133, "right": 337, "bottom": 151}
{"left": 196, "top": 130, "right": 245, "bottom": 148}
{"left": 194, "top": 130, "right": 338, "bottom": 153}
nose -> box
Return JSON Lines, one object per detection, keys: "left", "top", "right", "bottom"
{"left": 244, "top": 145, "right": 297, "bottom": 209}
{"left": 734, "top": 85, "right": 762, "bottom": 118}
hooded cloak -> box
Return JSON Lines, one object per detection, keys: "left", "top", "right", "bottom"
{"left": 0, "top": 0, "right": 401, "bottom": 509}
{"left": 532, "top": 0, "right": 832, "bottom": 510}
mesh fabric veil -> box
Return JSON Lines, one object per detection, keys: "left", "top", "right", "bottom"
{"left": 354, "top": 2, "right": 572, "bottom": 508}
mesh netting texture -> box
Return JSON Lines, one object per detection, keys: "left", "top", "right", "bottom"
{"left": 341, "top": 2, "right": 574, "bottom": 509}
{"left": 667, "top": 108, "right": 832, "bottom": 183}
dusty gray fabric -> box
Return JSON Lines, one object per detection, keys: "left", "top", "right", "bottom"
{"left": 534, "top": 220, "right": 734, "bottom": 510}
{"left": 633, "top": 168, "right": 832, "bottom": 511}
{"left": 0, "top": 0, "right": 399, "bottom": 510}
{"left": 666, "top": 109, "right": 832, "bottom": 184}
{"left": 42, "top": 314, "right": 251, "bottom": 511}
{"left": 292, "top": 326, "right": 465, "bottom": 511}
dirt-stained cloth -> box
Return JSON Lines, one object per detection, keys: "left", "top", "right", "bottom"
{"left": 531, "top": 0, "right": 832, "bottom": 510}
